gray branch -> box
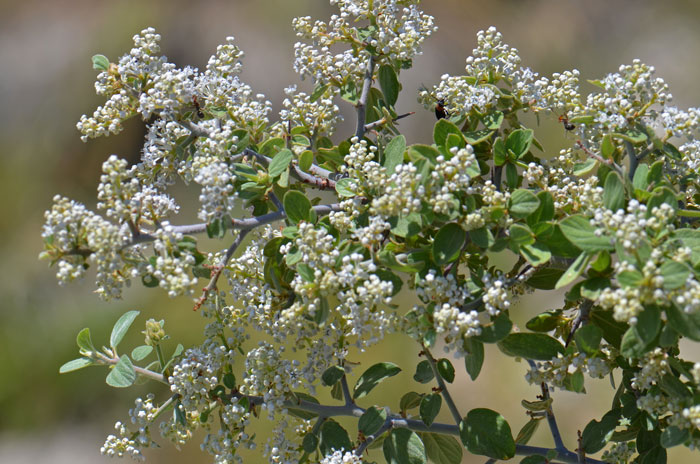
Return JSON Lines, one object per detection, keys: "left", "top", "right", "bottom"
{"left": 355, "top": 54, "right": 376, "bottom": 139}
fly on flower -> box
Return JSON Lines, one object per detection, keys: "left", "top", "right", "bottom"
{"left": 435, "top": 99, "right": 449, "bottom": 120}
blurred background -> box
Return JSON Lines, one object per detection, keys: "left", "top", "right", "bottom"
{"left": 1, "top": 0, "right": 699, "bottom": 462}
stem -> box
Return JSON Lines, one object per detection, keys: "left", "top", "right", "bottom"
{"left": 423, "top": 347, "right": 462, "bottom": 425}
{"left": 355, "top": 418, "right": 392, "bottom": 456}
{"left": 194, "top": 230, "right": 249, "bottom": 310}
{"left": 340, "top": 374, "right": 353, "bottom": 406}
{"left": 355, "top": 54, "right": 376, "bottom": 139}
{"left": 625, "top": 141, "right": 639, "bottom": 182}
{"left": 124, "top": 203, "right": 342, "bottom": 249}
{"left": 363, "top": 111, "right": 415, "bottom": 132}
{"left": 155, "top": 344, "right": 167, "bottom": 373}
{"left": 100, "top": 354, "right": 167, "bottom": 384}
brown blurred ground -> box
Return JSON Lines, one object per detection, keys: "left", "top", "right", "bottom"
{"left": 1, "top": 0, "right": 699, "bottom": 462}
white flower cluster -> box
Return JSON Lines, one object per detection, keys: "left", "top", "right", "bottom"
{"left": 278, "top": 85, "right": 341, "bottom": 138}
{"left": 659, "top": 105, "right": 700, "bottom": 138}
{"left": 414, "top": 270, "right": 482, "bottom": 352}
{"left": 601, "top": 442, "right": 635, "bottom": 464}
{"left": 100, "top": 421, "right": 146, "bottom": 461}
{"left": 590, "top": 200, "right": 674, "bottom": 253}
{"left": 168, "top": 342, "right": 236, "bottom": 411}
{"left": 240, "top": 343, "right": 300, "bottom": 415}
{"left": 670, "top": 141, "right": 700, "bottom": 202}
{"left": 147, "top": 223, "right": 198, "bottom": 297}
{"left": 630, "top": 347, "right": 670, "bottom": 391}
{"left": 41, "top": 195, "right": 132, "bottom": 299}
{"left": 525, "top": 350, "right": 613, "bottom": 390}
{"left": 200, "top": 399, "right": 254, "bottom": 464}
{"left": 430, "top": 146, "right": 477, "bottom": 215}
{"left": 280, "top": 223, "right": 395, "bottom": 347}
{"left": 192, "top": 154, "right": 237, "bottom": 222}
{"left": 586, "top": 59, "right": 670, "bottom": 132}
{"left": 293, "top": 0, "right": 436, "bottom": 85}
{"left": 98, "top": 155, "right": 179, "bottom": 224}
{"left": 159, "top": 402, "right": 194, "bottom": 448}
{"left": 320, "top": 449, "right": 363, "bottom": 464}
{"left": 140, "top": 119, "right": 191, "bottom": 187}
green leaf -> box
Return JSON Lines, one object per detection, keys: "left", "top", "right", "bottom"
{"left": 617, "top": 270, "right": 644, "bottom": 288}
{"left": 520, "top": 456, "right": 548, "bottom": 464}
{"left": 666, "top": 304, "right": 700, "bottom": 341}
{"left": 612, "top": 129, "right": 647, "bottom": 143}
{"left": 383, "top": 428, "right": 426, "bottom": 464}
{"left": 633, "top": 163, "right": 650, "bottom": 191}
{"left": 558, "top": 215, "right": 613, "bottom": 252}
{"left": 110, "top": 310, "right": 140, "bottom": 349}
{"left": 636, "top": 305, "right": 661, "bottom": 345}
{"left": 476, "top": 313, "right": 512, "bottom": 343}
{"left": 321, "top": 365, "right": 345, "bottom": 386}
{"left": 268, "top": 148, "right": 293, "bottom": 178}
{"left": 378, "top": 64, "right": 400, "bottom": 106}
{"left": 91, "top": 54, "right": 110, "bottom": 71}
{"left": 283, "top": 190, "right": 312, "bottom": 224}
{"left": 433, "top": 119, "right": 463, "bottom": 148}
{"left": 505, "top": 129, "right": 534, "bottom": 159}
{"left": 464, "top": 338, "right": 484, "bottom": 380}
{"left": 353, "top": 362, "right": 401, "bottom": 399}
{"left": 493, "top": 138, "right": 507, "bottom": 166}
{"left": 206, "top": 217, "right": 227, "bottom": 239}
{"left": 603, "top": 171, "right": 625, "bottom": 212}
{"left": 59, "top": 358, "right": 94, "bottom": 373}
{"left": 526, "top": 310, "right": 563, "bottom": 332}
{"left": 601, "top": 134, "right": 615, "bottom": 159}
{"left": 384, "top": 135, "right": 406, "bottom": 174}
{"left": 299, "top": 150, "right": 314, "bottom": 172}
{"left": 413, "top": 360, "right": 434, "bottom": 384}
{"left": 580, "top": 276, "right": 609, "bottom": 300}
{"left": 131, "top": 345, "right": 153, "bottom": 361}
{"left": 359, "top": 406, "right": 387, "bottom": 436}
{"left": 497, "top": 333, "right": 564, "bottom": 361}
{"left": 400, "top": 391, "right": 423, "bottom": 411}
{"left": 106, "top": 355, "right": 136, "bottom": 388}
{"left": 590, "top": 310, "right": 627, "bottom": 349}
{"left": 310, "top": 83, "right": 329, "bottom": 102}
{"left": 470, "top": 227, "right": 494, "bottom": 249}
{"left": 520, "top": 242, "right": 551, "bottom": 267}
{"left": 515, "top": 418, "right": 542, "bottom": 445}
{"left": 433, "top": 223, "right": 466, "bottom": 265}
{"left": 437, "top": 358, "right": 455, "bottom": 383}
{"left": 526, "top": 268, "right": 564, "bottom": 290}
{"left": 481, "top": 111, "right": 504, "bottom": 130}
{"left": 464, "top": 129, "right": 493, "bottom": 145}
{"left": 460, "top": 408, "right": 515, "bottom": 460}
{"left": 582, "top": 410, "right": 620, "bottom": 453}
{"left": 420, "top": 393, "right": 442, "bottom": 426}
{"left": 335, "top": 177, "right": 358, "bottom": 198}
{"left": 659, "top": 260, "right": 690, "bottom": 290}
{"left": 223, "top": 373, "right": 236, "bottom": 389}
{"left": 575, "top": 324, "right": 602, "bottom": 356}
{"left": 287, "top": 392, "right": 320, "bottom": 420}
{"left": 302, "top": 432, "right": 319, "bottom": 453}
{"left": 573, "top": 158, "right": 598, "bottom": 177}
{"left": 319, "top": 420, "right": 352, "bottom": 456}
{"left": 509, "top": 224, "right": 534, "bottom": 247}
{"left": 566, "top": 370, "right": 585, "bottom": 393}
{"left": 509, "top": 189, "right": 540, "bottom": 219}
{"left": 420, "top": 433, "right": 463, "bottom": 464}
{"left": 660, "top": 426, "right": 689, "bottom": 448}
{"left": 505, "top": 162, "right": 519, "bottom": 189}
{"left": 555, "top": 252, "right": 591, "bottom": 289}
{"left": 658, "top": 373, "right": 691, "bottom": 398}
{"left": 620, "top": 327, "right": 647, "bottom": 358}
{"left": 76, "top": 327, "right": 95, "bottom": 353}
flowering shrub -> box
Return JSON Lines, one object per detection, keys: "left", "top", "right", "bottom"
{"left": 41, "top": 1, "right": 700, "bottom": 463}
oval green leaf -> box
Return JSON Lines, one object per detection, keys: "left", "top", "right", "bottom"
{"left": 283, "top": 190, "right": 312, "bottom": 224}
{"left": 59, "top": 357, "right": 94, "bottom": 374}
{"left": 433, "top": 223, "right": 466, "bottom": 265}
{"left": 383, "top": 428, "right": 427, "bottom": 464}
{"left": 460, "top": 408, "right": 515, "bottom": 460}
{"left": 359, "top": 406, "right": 387, "bottom": 436}
{"left": 420, "top": 393, "right": 442, "bottom": 427}
{"left": 268, "top": 148, "right": 293, "bottom": 178}
{"left": 106, "top": 355, "right": 136, "bottom": 388}
{"left": 497, "top": 333, "right": 564, "bottom": 361}
{"left": 110, "top": 310, "right": 140, "bottom": 349}
{"left": 353, "top": 362, "right": 401, "bottom": 399}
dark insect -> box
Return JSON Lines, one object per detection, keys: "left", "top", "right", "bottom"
{"left": 435, "top": 98, "right": 449, "bottom": 120}
{"left": 193, "top": 96, "right": 204, "bottom": 118}
{"left": 558, "top": 114, "right": 576, "bottom": 131}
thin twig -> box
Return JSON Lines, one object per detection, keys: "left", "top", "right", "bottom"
{"left": 625, "top": 141, "right": 639, "bottom": 182}
{"left": 123, "top": 203, "right": 342, "bottom": 249}
{"left": 267, "top": 191, "right": 284, "bottom": 213}
{"left": 355, "top": 54, "right": 376, "bottom": 139}
{"left": 355, "top": 419, "right": 392, "bottom": 456}
{"left": 565, "top": 300, "right": 593, "bottom": 347}
{"left": 363, "top": 111, "right": 415, "bottom": 132}
{"left": 540, "top": 382, "right": 566, "bottom": 452}
{"left": 340, "top": 373, "right": 353, "bottom": 407}
{"left": 193, "top": 230, "right": 249, "bottom": 311}
{"left": 423, "top": 347, "right": 462, "bottom": 425}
